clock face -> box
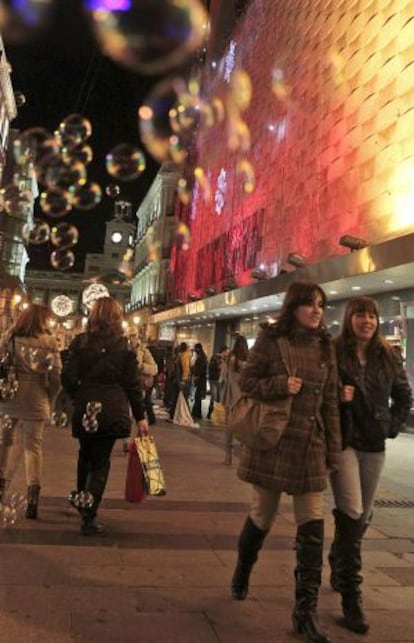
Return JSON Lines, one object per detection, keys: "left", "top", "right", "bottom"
{"left": 111, "top": 231, "right": 123, "bottom": 244}
{"left": 50, "top": 294, "right": 73, "bottom": 318}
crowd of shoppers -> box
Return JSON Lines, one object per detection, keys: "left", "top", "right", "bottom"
{"left": 0, "top": 284, "right": 410, "bottom": 641}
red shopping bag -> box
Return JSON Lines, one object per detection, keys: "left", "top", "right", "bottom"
{"left": 124, "top": 440, "right": 147, "bottom": 503}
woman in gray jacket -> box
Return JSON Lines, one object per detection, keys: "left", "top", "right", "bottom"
{"left": 0, "top": 304, "right": 61, "bottom": 519}
{"left": 231, "top": 281, "right": 341, "bottom": 643}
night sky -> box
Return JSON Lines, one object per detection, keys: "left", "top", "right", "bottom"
{"left": 5, "top": 2, "right": 161, "bottom": 271}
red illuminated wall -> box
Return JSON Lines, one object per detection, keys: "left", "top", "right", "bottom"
{"left": 172, "top": 0, "right": 414, "bottom": 300}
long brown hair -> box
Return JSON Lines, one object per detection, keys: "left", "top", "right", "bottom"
{"left": 231, "top": 334, "right": 249, "bottom": 371}
{"left": 336, "top": 296, "right": 395, "bottom": 374}
{"left": 87, "top": 296, "right": 123, "bottom": 337}
{"left": 275, "top": 281, "right": 327, "bottom": 337}
{"left": 12, "top": 304, "right": 51, "bottom": 337}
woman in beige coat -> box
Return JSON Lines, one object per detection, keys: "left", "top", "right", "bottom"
{"left": 231, "top": 281, "right": 341, "bottom": 643}
{"left": 0, "top": 304, "right": 61, "bottom": 518}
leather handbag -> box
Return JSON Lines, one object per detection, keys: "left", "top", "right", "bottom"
{"left": 134, "top": 435, "right": 166, "bottom": 496}
{"left": 229, "top": 395, "right": 292, "bottom": 450}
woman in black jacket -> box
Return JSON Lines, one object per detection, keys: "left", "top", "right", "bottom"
{"left": 62, "top": 297, "right": 148, "bottom": 535}
{"left": 329, "top": 296, "right": 412, "bottom": 635}
{"left": 191, "top": 343, "right": 208, "bottom": 419}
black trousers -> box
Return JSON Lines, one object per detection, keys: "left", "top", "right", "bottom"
{"left": 77, "top": 436, "right": 116, "bottom": 517}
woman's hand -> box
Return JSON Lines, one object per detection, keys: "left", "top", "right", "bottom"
{"left": 137, "top": 418, "right": 149, "bottom": 436}
{"left": 287, "top": 376, "right": 303, "bottom": 395}
{"left": 340, "top": 385, "right": 355, "bottom": 403}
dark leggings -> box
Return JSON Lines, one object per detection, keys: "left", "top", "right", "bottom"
{"left": 77, "top": 436, "right": 116, "bottom": 517}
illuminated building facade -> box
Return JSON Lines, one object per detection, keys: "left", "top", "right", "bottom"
{"left": 151, "top": 0, "right": 414, "bottom": 399}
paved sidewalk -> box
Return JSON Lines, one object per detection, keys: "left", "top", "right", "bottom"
{"left": 0, "top": 414, "right": 413, "bottom": 642}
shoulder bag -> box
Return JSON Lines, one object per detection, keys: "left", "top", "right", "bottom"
{"left": 228, "top": 337, "right": 296, "bottom": 451}
{"left": 0, "top": 337, "right": 19, "bottom": 400}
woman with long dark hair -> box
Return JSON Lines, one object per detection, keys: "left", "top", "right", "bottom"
{"left": 0, "top": 304, "right": 61, "bottom": 519}
{"left": 329, "top": 296, "right": 412, "bottom": 635}
{"left": 231, "top": 281, "right": 341, "bottom": 643}
{"left": 62, "top": 297, "right": 147, "bottom": 535}
{"left": 221, "top": 334, "right": 249, "bottom": 464}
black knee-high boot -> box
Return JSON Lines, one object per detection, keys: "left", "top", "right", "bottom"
{"left": 329, "top": 508, "right": 371, "bottom": 592}
{"left": 292, "top": 519, "right": 331, "bottom": 643}
{"left": 333, "top": 509, "right": 369, "bottom": 634}
{"left": 231, "top": 516, "right": 268, "bottom": 600}
{"left": 26, "top": 485, "right": 40, "bottom": 520}
{"left": 81, "top": 460, "right": 111, "bottom": 535}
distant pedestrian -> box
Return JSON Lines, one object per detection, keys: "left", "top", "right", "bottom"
{"left": 177, "top": 342, "right": 192, "bottom": 401}
{"left": 0, "top": 304, "right": 61, "bottom": 519}
{"left": 329, "top": 296, "right": 412, "bottom": 635}
{"left": 132, "top": 336, "right": 158, "bottom": 426}
{"left": 231, "top": 281, "right": 341, "bottom": 643}
{"left": 207, "top": 346, "right": 229, "bottom": 419}
{"left": 62, "top": 297, "right": 148, "bottom": 536}
{"left": 221, "top": 335, "right": 249, "bottom": 464}
{"left": 191, "top": 343, "right": 208, "bottom": 419}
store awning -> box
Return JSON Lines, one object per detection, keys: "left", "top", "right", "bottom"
{"left": 151, "top": 231, "right": 414, "bottom": 327}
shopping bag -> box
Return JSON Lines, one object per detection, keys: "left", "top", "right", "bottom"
{"left": 134, "top": 435, "right": 166, "bottom": 496}
{"left": 210, "top": 402, "right": 226, "bottom": 426}
{"left": 172, "top": 391, "right": 200, "bottom": 428}
{"left": 124, "top": 440, "right": 147, "bottom": 502}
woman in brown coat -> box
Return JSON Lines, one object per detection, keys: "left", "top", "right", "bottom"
{"left": 0, "top": 304, "right": 61, "bottom": 519}
{"left": 231, "top": 281, "right": 341, "bottom": 643}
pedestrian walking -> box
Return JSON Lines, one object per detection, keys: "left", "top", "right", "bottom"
{"left": 61, "top": 297, "right": 148, "bottom": 536}
{"left": 221, "top": 335, "right": 249, "bottom": 464}
{"left": 231, "top": 281, "right": 341, "bottom": 643}
{"left": 329, "top": 295, "right": 412, "bottom": 635}
{"left": 133, "top": 336, "right": 158, "bottom": 426}
{"left": 191, "top": 343, "right": 208, "bottom": 419}
{"left": 207, "top": 346, "right": 229, "bottom": 419}
{"left": 0, "top": 304, "right": 61, "bottom": 519}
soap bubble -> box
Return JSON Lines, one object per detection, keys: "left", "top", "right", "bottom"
{"left": 58, "top": 113, "right": 92, "bottom": 147}
{"left": 106, "top": 144, "right": 146, "bottom": 182}
{"left": 105, "top": 183, "right": 121, "bottom": 198}
{"left": 22, "top": 219, "right": 50, "bottom": 245}
{"left": 51, "top": 411, "right": 68, "bottom": 428}
{"left": 84, "top": 0, "right": 209, "bottom": 75}
{"left": 0, "top": 183, "right": 32, "bottom": 217}
{"left": 236, "top": 159, "right": 256, "bottom": 194}
{"left": 27, "top": 349, "right": 55, "bottom": 373}
{"left": 14, "top": 91, "right": 26, "bottom": 108}
{"left": 13, "top": 127, "right": 59, "bottom": 168}
{"left": 62, "top": 144, "right": 93, "bottom": 166}
{"left": 50, "top": 249, "right": 76, "bottom": 271}
{"left": 139, "top": 78, "right": 190, "bottom": 163}
{"left": 40, "top": 187, "right": 72, "bottom": 218}
{"left": 50, "top": 223, "right": 79, "bottom": 249}
{"left": 44, "top": 161, "right": 87, "bottom": 191}
{"left": 69, "top": 180, "right": 102, "bottom": 210}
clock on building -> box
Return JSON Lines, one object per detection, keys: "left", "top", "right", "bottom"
{"left": 111, "top": 231, "right": 123, "bottom": 244}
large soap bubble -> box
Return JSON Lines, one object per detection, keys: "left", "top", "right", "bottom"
{"left": 106, "top": 143, "right": 146, "bottom": 182}
{"left": 84, "top": 0, "right": 209, "bottom": 74}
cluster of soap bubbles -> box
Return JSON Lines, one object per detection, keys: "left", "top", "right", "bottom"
{"left": 0, "top": 493, "right": 28, "bottom": 528}
{"left": 0, "top": 369, "right": 19, "bottom": 400}
{"left": 82, "top": 401, "right": 102, "bottom": 433}
{"left": 0, "top": 414, "right": 14, "bottom": 437}
{"left": 20, "top": 347, "right": 55, "bottom": 373}
{"left": 51, "top": 411, "right": 68, "bottom": 428}
{"left": 68, "top": 490, "right": 94, "bottom": 510}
